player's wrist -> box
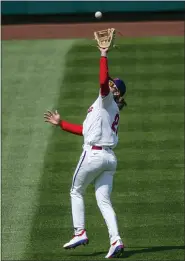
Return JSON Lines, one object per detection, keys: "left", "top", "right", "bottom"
{"left": 101, "top": 51, "right": 107, "bottom": 57}
{"left": 57, "top": 120, "right": 62, "bottom": 126}
{"left": 100, "top": 49, "right": 107, "bottom": 57}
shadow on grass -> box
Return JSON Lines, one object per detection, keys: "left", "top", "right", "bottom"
{"left": 71, "top": 245, "right": 185, "bottom": 257}
{"left": 123, "top": 245, "right": 185, "bottom": 258}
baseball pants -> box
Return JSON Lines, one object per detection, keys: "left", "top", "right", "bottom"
{"left": 70, "top": 145, "right": 121, "bottom": 244}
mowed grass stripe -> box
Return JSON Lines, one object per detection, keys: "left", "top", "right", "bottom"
{"left": 112, "top": 38, "right": 184, "bottom": 259}
{"left": 2, "top": 39, "right": 74, "bottom": 260}
{"left": 24, "top": 37, "right": 184, "bottom": 261}
{"left": 24, "top": 41, "right": 88, "bottom": 260}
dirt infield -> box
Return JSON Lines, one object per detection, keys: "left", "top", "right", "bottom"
{"left": 2, "top": 21, "right": 184, "bottom": 40}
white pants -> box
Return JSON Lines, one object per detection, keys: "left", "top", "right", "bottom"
{"left": 70, "top": 145, "right": 121, "bottom": 244}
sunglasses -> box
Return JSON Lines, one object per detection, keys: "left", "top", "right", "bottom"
{"left": 109, "top": 80, "right": 118, "bottom": 89}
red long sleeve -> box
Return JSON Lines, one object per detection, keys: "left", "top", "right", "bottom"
{"left": 99, "top": 57, "right": 110, "bottom": 96}
{"left": 59, "top": 120, "right": 83, "bottom": 136}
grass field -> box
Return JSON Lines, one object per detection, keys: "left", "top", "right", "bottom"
{"left": 2, "top": 37, "right": 184, "bottom": 261}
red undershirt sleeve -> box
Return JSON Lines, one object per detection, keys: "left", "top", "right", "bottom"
{"left": 59, "top": 120, "right": 83, "bottom": 136}
{"left": 99, "top": 57, "right": 110, "bottom": 97}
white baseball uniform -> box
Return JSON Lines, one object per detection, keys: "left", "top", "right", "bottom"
{"left": 70, "top": 90, "right": 121, "bottom": 244}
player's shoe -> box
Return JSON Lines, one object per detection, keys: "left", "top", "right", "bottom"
{"left": 63, "top": 229, "right": 89, "bottom": 249}
{"left": 105, "top": 239, "right": 124, "bottom": 258}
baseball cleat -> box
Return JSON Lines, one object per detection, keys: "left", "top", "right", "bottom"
{"left": 105, "top": 239, "right": 124, "bottom": 258}
{"left": 63, "top": 230, "right": 89, "bottom": 249}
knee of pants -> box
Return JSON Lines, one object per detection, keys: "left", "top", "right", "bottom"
{"left": 70, "top": 186, "right": 85, "bottom": 198}
{"left": 95, "top": 189, "right": 112, "bottom": 209}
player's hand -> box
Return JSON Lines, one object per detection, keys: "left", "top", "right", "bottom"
{"left": 44, "top": 110, "right": 61, "bottom": 125}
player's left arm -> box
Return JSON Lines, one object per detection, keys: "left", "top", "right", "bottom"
{"left": 99, "top": 48, "right": 110, "bottom": 97}
{"left": 99, "top": 48, "right": 114, "bottom": 109}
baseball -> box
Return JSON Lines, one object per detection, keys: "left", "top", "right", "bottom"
{"left": 95, "top": 11, "right": 102, "bottom": 19}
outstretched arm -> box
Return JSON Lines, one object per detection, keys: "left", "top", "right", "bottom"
{"left": 59, "top": 120, "right": 83, "bottom": 136}
{"left": 99, "top": 48, "right": 110, "bottom": 97}
{"left": 44, "top": 110, "right": 83, "bottom": 136}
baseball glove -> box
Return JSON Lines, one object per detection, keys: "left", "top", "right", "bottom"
{"left": 94, "top": 28, "right": 116, "bottom": 49}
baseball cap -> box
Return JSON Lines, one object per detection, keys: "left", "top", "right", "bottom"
{"left": 113, "top": 78, "right": 126, "bottom": 96}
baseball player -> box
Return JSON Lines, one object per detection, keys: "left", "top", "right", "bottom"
{"left": 44, "top": 47, "right": 127, "bottom": 258}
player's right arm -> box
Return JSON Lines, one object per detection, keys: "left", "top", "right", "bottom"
{"left": 59, "top": 120, "right": 83, "bottom": 136}
{"left": 44, "top": 110, "right": 83, "bottom": 136}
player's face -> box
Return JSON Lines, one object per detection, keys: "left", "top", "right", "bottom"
{"left": 109, "top": 80, "right": 120, "bottom": 96}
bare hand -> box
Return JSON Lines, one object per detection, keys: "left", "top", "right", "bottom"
{"left": 44, "top": 110, "right": 61, "bottom": 125}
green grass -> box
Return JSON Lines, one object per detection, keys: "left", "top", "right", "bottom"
{"left": 2, "top": 37, "right": 184, "bottom": 261}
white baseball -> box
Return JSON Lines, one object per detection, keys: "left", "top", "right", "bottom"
{"left": 95, "top": 11, "right": 102, "bottom": 19}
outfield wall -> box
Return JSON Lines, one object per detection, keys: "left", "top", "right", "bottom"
{"left": 2, "top": 1, "right": 185, "bottom": 15}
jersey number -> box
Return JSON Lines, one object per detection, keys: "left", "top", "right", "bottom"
{"left": 111, "top": 113, "right": 120, "bottom": 135}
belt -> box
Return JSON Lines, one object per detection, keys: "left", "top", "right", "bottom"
{"left": 92, "top": 146, "right": 102, "bottom": 150}
{"left": 92, "top": 146, "right": 112, "bottom": 150}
